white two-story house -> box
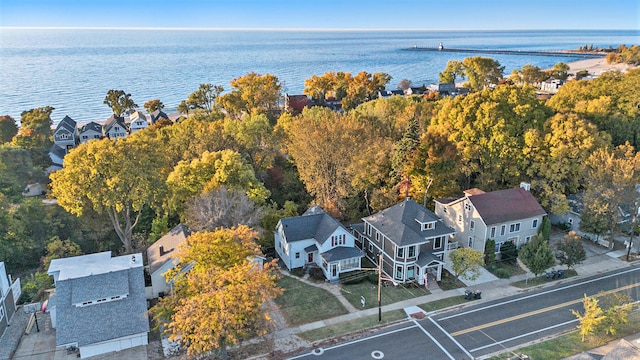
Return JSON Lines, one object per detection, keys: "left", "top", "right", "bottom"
{"left": 274, "top": 205, "right": 363, "bottom": 282}
{"left": 434, "top": 183, "right": 547, "bottom": 256}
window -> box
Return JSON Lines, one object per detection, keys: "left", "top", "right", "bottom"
{"left": 532, "top": 219, "right": 538, "bottom": 228}
{"left": 468, "top": 237, "right": 474, "bottom": 248}
{"left": 395, "top": 265, "right": 403, "bottom": 280}
{"left": 443, "top": 206, "right": 448, "bottom": 213}
{"left": 0, "top": 306, "right": 4, "bottom": 322}
{"left": 458, "top": 214, "right": 463, "bottom": 223}
{"left": 407, "top": 266, "right": 415, "bottom": 279}
{"left": 501, "top": 225, "right": 506, "bottom": 236}
{"left": 495, "top": 241, "right": 502, "bottom": 253}
{"left": 525, "top": 236, "right": 531, "bottom": 244}
{"left": 397, "top": 247, "right": 404, "bottom": 258}
{"left": 465, "top": 203, "right": 472, "bottom": 212}
{"left": 366, "top": 223, "right": 372, "bottom": 236}
{"left": 408, "top": 246, "right": 416, "bottom": 257}
{"left": 82, "top": 135, "right": 88, "bottom": 140}
{"left": 490, "top": 227, "right": 496, "bottom": 238}
{"left": 470, "top": 220, "right": 475, "bottom": 232}
{"left": 434, "top": 236, "right": 442, "bottom": 249}
{"left": 368, "top": 241, "right": 373, "bottom": 252}
{"left": 421, "top": 222, "right": 434, "bottom": 231}
{"left": 509, "top": 223, "right": 521, "bottom": 233}
{"left": 375, "top": 232, "right": 381, "bottom": 242}
{"left": 295, "top": 252, "right": 300, "bottom": 259}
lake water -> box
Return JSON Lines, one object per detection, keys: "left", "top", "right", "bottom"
{"left": 0, "top": 29, "right": 637, "bottom": 123}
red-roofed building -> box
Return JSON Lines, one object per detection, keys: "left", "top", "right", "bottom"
{"left": 284, "top": 94, "right": 313, "bottom": 114}
{"left": 434, "top": 183, "right": 546, "bottom": 256}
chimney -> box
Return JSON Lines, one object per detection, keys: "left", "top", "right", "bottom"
{"left": 520, "top": 182, "right": 531, "bottom": 191}
{"left": 159, "top": 245, "right": 165, "bottom": 256}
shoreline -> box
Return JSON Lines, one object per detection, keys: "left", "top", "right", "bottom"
{"left": 563, "top": 57, "right": 637, "bottom": 78}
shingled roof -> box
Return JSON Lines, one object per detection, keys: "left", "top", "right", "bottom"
{"left": 467, "top": 187, "right": 546, "bottom": 226}
{"left": 147, "top": 224, "right": 190, "bottom": 275}
{"left": 363, "top": 198, "right": 455, "bottom": 246}
{"left": 278, "top": 205, "right": 346, "bottom": 245}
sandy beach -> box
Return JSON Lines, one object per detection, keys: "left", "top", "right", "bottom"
{"left": 564, "top": 57, "right": 638, "bottom": 78}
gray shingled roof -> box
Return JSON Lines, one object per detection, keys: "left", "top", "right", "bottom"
{"left": 567, "top": 192, "right": 585, "bottom": 215}
{"left": 70, "top": 271, "right": 128, "bottom": 304}
{"left": 363, "top": 199, "right": 455, "bottom": 247}
{"left": 150, "top": 110, "right": 169, "bottom": 124}
{"left": 279, "top": 205, "right": 346, "bottom": 246}
{"left": 147, "top": 224, "right": 190, "bottom": 275}
{"left": 104, "top": 115, "right": 127, "bottom": 133}
{"left": 54, "top": 263, "right": 149, "bottom": 347}
{"left": 56, "top": 115, "right": 77, "bottom": 134}
{"left": 415, "top": 251, "right": 443, "bottom": 267}
{"left": 80, "top": 121, "right": 102, "bottom": 134}
{"left": 468, "top": 188, "right": 546, "bottom": 226}
{"left": 321, "top": 246, "right": 363, "bottom": 262}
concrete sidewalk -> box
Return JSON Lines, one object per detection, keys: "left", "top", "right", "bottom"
{"left": 269, "top": 241, "right": 637, "bottom": 357}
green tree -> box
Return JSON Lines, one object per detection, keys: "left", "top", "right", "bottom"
{"left": 143, "top": 99, "right": 164, "bottom": 113}
{"left": 103, "top": 89, "right": 138, "bottom": 116}
{"left": 552, "top": 62, "right": 571, "bottom": 80}
{"left": 511, "top": 64, "right": 549, "bottom": 86}
{"left": 0, "top": 115, "right": 18, "bottom": 143}
{"left": 182, "top": 83, "right": 223, "bottom": 113}
{"left": 12, "top": 107, "right": 54, "bottom": 168}
{"left": 150, "top": 226, "right": 282, "bottom": 358}
{"left": 391, "top": 117, "right": 420, "bottom": 181}
{"left": 223, "top": 114, "right": 279, "bottom": 176}
{"left": 438, "top": 60, "right": 464, "bottom": 83}
{"left": 218, "top": 72, "right": 281, "bottom": 118}
{"left": 166, "top": 149, "right": 270, "bottom": 214}
{"left": 42, "top": 236, "right": 83, "bottom": 270}
{"left": 484, "top": 239, "right": 496, "bottom": 265}
{"left": 582, "top": 144, "right": 640, "bottom": 248}
{"left": 303, "top": 73, "right": 335, "bottom": 105}
{"left": 449, "top": 247, "right": 485, "bottom": 281}
{"left": 555, "top": 231, "right": 586, "bottom": 270}
{"left": 600, "top": 292, "right": 633, "bottom": 335}
{"left": 462, "top": 57, "right": 505, "bottom": 91}
{"left": 572, "top": 294, "right": 605, "bottom": 342}
{"left": 283, "top": 107, "right": 362, "bottom": 218}
{"left": 540, "top": 217, "right": 552, "bottom": 241}
{"left": 519, "top": 234, "right": 555, "bottom": 277}
{"left": 499, "top": 241, "right": 518, "bottom": 265}
{"left": 50, "top": 136, "right": 169, "bottom": 253}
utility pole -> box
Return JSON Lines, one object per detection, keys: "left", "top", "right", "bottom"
{"left": 377, "top": 253, "right": 383, "bottom": 322}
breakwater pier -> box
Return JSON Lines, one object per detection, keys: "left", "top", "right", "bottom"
{"left": 404, "top": 46, "right": 607, "bottom": 59}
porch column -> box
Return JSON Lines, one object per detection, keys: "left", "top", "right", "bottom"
{"left": 436, "top": 264, "right": 442, "bottom": 281}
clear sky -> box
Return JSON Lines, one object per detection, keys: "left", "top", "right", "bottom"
{"left": 0, "top": 0, "right": 638, "bottom": 30}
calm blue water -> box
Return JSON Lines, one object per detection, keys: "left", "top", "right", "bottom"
{"left": 0, "top": 29, "right": 638, "bottom": 123}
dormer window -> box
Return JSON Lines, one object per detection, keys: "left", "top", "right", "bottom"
{"left": 416, "top": 219, "right": 436, "bottom": 231}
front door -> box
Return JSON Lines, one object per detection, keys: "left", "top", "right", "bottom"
{"left": 308, "top": 253, "right": 313, "bottom": 263}
{"left": 331, "top": 264, "right": 337, "bottom": 278}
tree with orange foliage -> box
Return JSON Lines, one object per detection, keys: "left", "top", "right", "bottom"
{"left": 150, "top": 226, "right": 282, "bottom": 358}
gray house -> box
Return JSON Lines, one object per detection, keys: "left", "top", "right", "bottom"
{"left": 52, "top": 115, "right": 79, "bottom": 153}
{"left": 353, "top": 198, "right": 456, "bottom": 284}
{"left": 146, "top": 224, "right": 190, "bottom": 299}
{"left": 79, "top": 121, "right": 103, "bottom": 143}
{"left": 149, "top": 110, "right": 170, "bottom": 124}
{"left": 47, "top": 252, "right": 149, "bottom": 359}
{"left": 435, "top": 183, "right": 547, "bottom": 255}
{"left": 274, "top": 206, "right": 363, "bottom": 282}
{"left": 103, "top": 115, "right": 128, "bottom": 140}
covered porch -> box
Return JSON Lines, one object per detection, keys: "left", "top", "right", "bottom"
{"left": 320, "top": 247, "right": 364, "bottom": 282}
{"left": 416, "top": 252, "right": 445, "bottom": 284}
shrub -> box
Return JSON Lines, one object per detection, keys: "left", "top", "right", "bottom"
{"left": 494, "top": 268, "right": 511, "bottom": 279}
{"left": 309, "top": 267, "right": 325, "bottom": 281}
{"left": 500, "top": 241, "right": 518, "bottom": 264}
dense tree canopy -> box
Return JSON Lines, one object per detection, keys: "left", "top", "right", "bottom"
{"left": 150, "top": 226, "right": 282, "bottom": 358}
{"left": 218, "top": 72, "right": 282, "bottom": 118}
{"left": 143, "top": 99, "right": 164, "bottom": 113}
{"left": 50, "top": 136, "right": 169, "bottom": 252}
{"left": 0, "top": 115, "right": 18, "bottom": 144}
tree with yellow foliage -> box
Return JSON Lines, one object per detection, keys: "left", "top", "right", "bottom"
{"left": 150, "top": 226, "right": 282, "bottom": 358}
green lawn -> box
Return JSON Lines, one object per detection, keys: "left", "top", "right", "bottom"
{"left": 274, "top": 276, "right": 348, "bottom": 326}
{"left": 341, "top": 279, "right": 430, "bottom": 310}
{"left": 419, "top": 296, "right": 468, "bottom": 312}
{"left": 298, "top": 310, "right": 407, "bottom": 342}
{"left": 438, "top": 270, "right": 466, "bottom": 291}
{"left": 511, "top": 269, "right": 577, "bottom": 288}
{"left": 486, "top": 261, "right": 526, "bottom": 278}
{"left": 488, "top": 307, "right": 640, "bottom": 359}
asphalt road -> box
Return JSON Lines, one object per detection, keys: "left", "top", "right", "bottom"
{"left": 288, "top": 266, "right": 640, "bottom": 360}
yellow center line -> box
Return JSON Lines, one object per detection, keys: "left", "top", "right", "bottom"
{"left": 450, "top": 282, "right": 640, "bottom": 337}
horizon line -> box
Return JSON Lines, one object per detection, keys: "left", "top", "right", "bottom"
{"left": 1, "top": 26, "right": 637, "bottom": 32}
